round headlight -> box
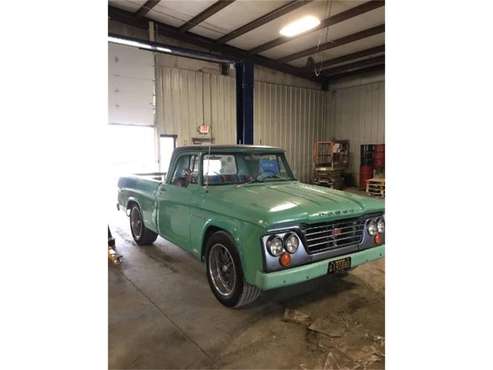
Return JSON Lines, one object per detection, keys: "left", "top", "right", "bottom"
{"left": 284, "top": 232, "right": 299, "bottom": 254}
{"left": 368, "top": 220, "right": 377, "bottom": 236}
{"left": 377, "top": 217, "right": 385, "bottom": 233}
{"left": 266, "top": 235, "right": 284, "bottom": 256}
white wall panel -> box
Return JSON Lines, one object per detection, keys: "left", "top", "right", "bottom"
{"left": 157, "top": 67, "right": 236, "bottom": 146}
{"left": 157, "top": 68, "right": 385, "bottom": 186}
{"left": 157, "top": 66, "right": 332, "bottom": 183}
{"left": 155, "top": 51, "right": 320, "bottom": 90}
{"left": 330, "top": 80, "right": 385, "bottom": 183}
{"left": 254, "top": 81, "right": 331, "bottom": 183}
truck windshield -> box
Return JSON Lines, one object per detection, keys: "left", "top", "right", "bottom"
{"left": 203, "top": 152, "right": 295, "bottom": 186}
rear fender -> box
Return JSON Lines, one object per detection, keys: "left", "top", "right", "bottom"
{"left": 126, "top": 196, "right": 142, "bottom": 216}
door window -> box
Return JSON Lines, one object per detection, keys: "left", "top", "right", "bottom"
{"left": 170, "top": 154, "right": 198, "bottom": 188}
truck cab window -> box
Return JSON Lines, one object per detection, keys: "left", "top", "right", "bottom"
{"left": 190, "top": 155, "right": 199, "bottom": 184}
{"left": 171, "top": 155, "right": 193, "bottom": 187}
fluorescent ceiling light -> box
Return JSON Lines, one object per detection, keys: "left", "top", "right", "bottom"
{"left": 279, "top": 15, "right": 320, "bottom": 37}
{"left": 108, "top": 36, "right": 172, "bottom": 54}
{"left": 108, "top": 36, "right": 153, "bottom": 50}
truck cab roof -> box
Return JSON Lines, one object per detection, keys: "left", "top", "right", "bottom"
{"left": 174, "top": 145, "right": 284, "bottom": 154}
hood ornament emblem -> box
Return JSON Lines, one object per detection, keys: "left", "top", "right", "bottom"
{"left": 332, "top": 227, "right": 342, "bottom": 236}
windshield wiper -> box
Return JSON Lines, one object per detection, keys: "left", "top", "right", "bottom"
{"left": 236, "top": 177, "right": 258, "bottom": 187}
{"left": 236, "top": 175, "right": 291, "bottom": 187}
{"left": 257, "top": 174, "right": 284, "bottom": 182}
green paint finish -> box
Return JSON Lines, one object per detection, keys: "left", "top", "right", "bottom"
{"left": 255, "top": 245, "right": 385, "bottom": 290}
{"left": 117, "top": 145, "right": 385, "bottom": 290}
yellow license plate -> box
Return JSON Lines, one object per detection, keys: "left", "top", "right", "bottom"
{"left": 327, "top": 257, "right": 351, "bottom": 274}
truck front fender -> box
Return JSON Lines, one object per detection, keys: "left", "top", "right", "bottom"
{"left": 197, "top": 216, "right": 265, "bottom": 286}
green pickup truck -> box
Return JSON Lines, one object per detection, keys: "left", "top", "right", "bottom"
{"left": 117, "top": 145, "right": 385, "bottom": 308}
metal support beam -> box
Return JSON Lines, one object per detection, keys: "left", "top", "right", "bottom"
{"left": 278, "top": 24, "right": 385, "bottom": 63}
{"left": 327, "top": 64, "right": 385, "bottom": 81}
{"left": 248, "top": 1, "right": 384, "bottom": 55}
{"left": 315, "top": 45, "right": 385, "bottom": 71}
{"left": 135, "top": 0, "right": 161, "bottom": 17}
{"left": 179, "top": 1, "right": 236, "bottom": 32}
{"left": 108, "top": 33, "right": 236, "bottom": 64}
{"left": 108, "top": 6, "right": 320, "bottom": 82}
{"left": 322, "top": 55, "right": 385, "bottom": 77}
{"left": 216, "top": 0, "right": 312, "bottom": 44}
{"left": 235, "top": 63, "right": 254, "bottom": 145}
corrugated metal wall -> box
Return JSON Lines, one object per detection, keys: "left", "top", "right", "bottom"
{"left": 157, "top": 67, "right": 236, "bottom": 146}
{"left": 330, "top": 80, "right": 385, "bottom": 183}
{"left": 156, "top": 67, "right": 385, "bottom": 185}
{"left": 157, "top": 67, "right": 332, "bottom": 183}
{"left": 254, "top": 81, "right": 331, "bottom": 183}
{"left": 111, "top": 23, "right": 385, "bottom": 187}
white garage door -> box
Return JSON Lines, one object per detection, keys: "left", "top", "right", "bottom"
{"left": 108, "top": 42, "right": 159, "bottom": 195}
{"left": 108, "top": 43, "right": 155, "bottom": 126}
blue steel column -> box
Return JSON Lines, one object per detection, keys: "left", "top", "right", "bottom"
{"left": 235, "top": 63, "right": 254, "bottom": 144}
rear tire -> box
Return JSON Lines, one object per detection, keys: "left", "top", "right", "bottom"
{"left": 205, "top": 231, "right": 261, "bottom": 308}
{"left": 129, "top": 204, "right": 158, "bottom": 245}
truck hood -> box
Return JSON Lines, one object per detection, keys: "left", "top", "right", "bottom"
{"left": 204, "top": 181, "right": 384, "bottom": 227}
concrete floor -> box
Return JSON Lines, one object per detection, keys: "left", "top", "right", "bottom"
{"left": 109, "top": 190, "right": 385, "bottom": 369}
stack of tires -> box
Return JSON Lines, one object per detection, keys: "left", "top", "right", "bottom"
{"left": 359, "top": 144, "right": 374, "bottom": 190}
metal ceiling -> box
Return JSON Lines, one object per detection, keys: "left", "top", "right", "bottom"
{"left": 108, "top": 0, "right": 385, "bottom": 83}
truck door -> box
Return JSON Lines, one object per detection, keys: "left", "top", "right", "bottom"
{"left": 157, "top": 153, "right": 200, "bottom": 250}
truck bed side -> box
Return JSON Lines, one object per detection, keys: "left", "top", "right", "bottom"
{"left": 117, "top": 175, "right": 161, "bottom": 233}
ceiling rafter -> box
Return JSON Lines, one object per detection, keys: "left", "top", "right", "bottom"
{"left": 108, "top": 6, "right": 319, "bottom": 82}
{"left": 322, "top": 55, "right": 385, "bottom": 76}
{"left": 135, "top": 0, "right": 161, "bottom": 18}
{"left": 179, "top": 0, "right": 236, "bottom": 32}
{"left": 248, "top": 0, "right": 384, "bottom": 55}
{"left": 216, "top": 0, "right": 313, "bottom": 44}
{"left": 314, "top": 45, "right": 384, "bottom": 71}
{"left": 327, "top": 64, "right": 384, "bottom": 81}
{"left": 278, "top": 24, "right": 385, "bottom": 63}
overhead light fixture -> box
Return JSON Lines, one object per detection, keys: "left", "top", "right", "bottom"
{"left": 108, "top": 36, "right": 172, "bottom": 54}
{"left": 108, "top": 36, "right": 153, "bottom": 50}
{"left": 279, "top": 15, "right": 320, "bottom": 37}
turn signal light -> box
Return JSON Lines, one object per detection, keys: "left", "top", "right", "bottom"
{"left": 279, "top": 252, "right": 291, "bottom": 267}
{"left": 374, "top": 233, "right": 383, "bottom": 245}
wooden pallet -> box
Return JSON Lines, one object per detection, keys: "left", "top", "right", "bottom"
{"left": 366, "top": 177, "right": 385, "bottom": 198}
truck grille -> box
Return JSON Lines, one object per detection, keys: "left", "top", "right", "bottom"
{"left": 301, "top": 217, "right": 365, "bottom": 254}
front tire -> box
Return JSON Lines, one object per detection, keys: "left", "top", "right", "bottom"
{"left": 129, "top": 204, "right": 158, "bottom": 245}
{"left": 205, "top": 231, "right": 261, "bottom": 308}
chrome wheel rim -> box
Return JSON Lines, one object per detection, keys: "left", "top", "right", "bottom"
{"left": 208, "top": 244, "right": 236, "bottom": 297}
{"left": 130, "top": 207, "right": 143, "bottom": 239}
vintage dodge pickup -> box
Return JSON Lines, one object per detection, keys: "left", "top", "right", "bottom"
{"left": 117, "top": 145, "right": 385, "bottom": 307}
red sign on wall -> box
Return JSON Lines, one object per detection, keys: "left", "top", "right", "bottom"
{"left": 198, "top": 124, "right": 210, "bottom": 134}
